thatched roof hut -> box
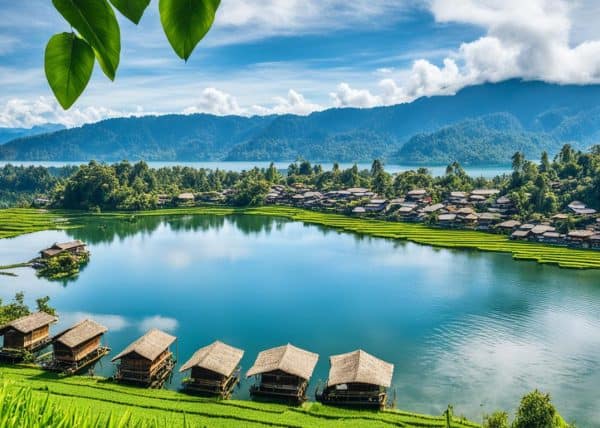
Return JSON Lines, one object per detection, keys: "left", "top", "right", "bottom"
{"left": 0, "top": 312, "right": 57, "bottom": 335}
{"left": 0, "top": 312, "right": 58, "bottom": 353}
{"left": 327, "top": 350, "right": 394, "bottom": 388}
{"left": 112, "top": 329, "right": 176, "bottom": 363}
{"left": 180, "top": 340, "right": 244, "bottom": 377}
{"left": 54, "top": 319, "right": 107, "bottom": 349}
{"left": 246, "top": 343, "right": 318, "bottom": 380}
{"left": 41, "top": 240, "right": 87, "bottom": 258}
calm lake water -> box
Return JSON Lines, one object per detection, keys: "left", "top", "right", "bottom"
{"left": 0, "top": 161, "right": 511, "bottom": 178}
{"left": 1, "top": 214, "right": 599, "bottom": 425}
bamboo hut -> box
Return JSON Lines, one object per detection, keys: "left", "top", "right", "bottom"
{"left": 317, "top": 349, "right": 394, "bottom": 409}
{"left": 0, "top": 312, "right": 57, "bottom": 360}
{"left": 49, "top": 319, "right": 109, "bottom": 374}
{"left": 179, "top": 340, "right": 244, "bottom": 398}
{"left": 112, "top": 329, "right": 176, "bottom": 388}
{"left": 246, "top": 343, "right": 318, "bottom": 403}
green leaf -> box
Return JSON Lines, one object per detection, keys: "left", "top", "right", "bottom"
{"left": 52, "top": 0, "right": 121, "bottom": 80}
{"left": 159, "top": 0, "right": 220, "bottom": 61}
{"left": 109, "top": 0, "right": 150, "bottom": 24}
{"left": 44, "top": 32, "right": 95, "bottom": 109}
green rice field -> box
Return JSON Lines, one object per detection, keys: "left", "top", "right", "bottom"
{"left": 0, "top": 365, "right": 479, "bottom": 427}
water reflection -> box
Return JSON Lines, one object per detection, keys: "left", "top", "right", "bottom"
{"left": 0, "top": 214, "right": 598, "bottom": 425}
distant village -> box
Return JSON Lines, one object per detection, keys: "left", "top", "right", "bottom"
{"left": 146, "top": 184, "right": 600, "bottom": 251}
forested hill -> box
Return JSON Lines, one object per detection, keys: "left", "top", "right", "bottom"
{"left": 0, "top": 124, "right": 64, "bottom": 144}
{"left": 3, "top": 80, "right": 600, "bottom": 164}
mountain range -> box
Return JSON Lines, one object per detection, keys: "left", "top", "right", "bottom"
{"left": 2, "top": 80, "right": 600, "bottom": 165}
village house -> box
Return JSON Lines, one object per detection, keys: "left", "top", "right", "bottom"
{"left": 422, "top": 203, "right": 445, "bottom": 214}
{"left": 177, "top": 193, "right": 195, "bottom": 205}
{"left": 50, "top": 319, "right": 109, "bottom": 373}
{"left": 0, "top": 312, "right": 58, "bottom": 356}
{"left": 40, "top": 241, "right": 87, "bottom": 259}
{"left": 476, "top": 212, "right": 501, "bottom": 230}
{"left": 317, "top": 349, "right": 394, "bottom": 410}
{"left": 247, "top": 343, "right": 319, "bottom": 404}
{"left": 365, "top": 199, "right": 388, "bottom": 213}
{"left": 495, "top": 220, "right": 521, "bottom": 233}
{"left": 112, "top": 329, "right": 177, "bottom": 388}
{"left": 406, "top": 189, "right": 428, "bottom": 202}
{"left": 567, "top": 229, "right": 596, "bottom": 248}
{"left": 180, "top": 341, "right": 244, "bottom": 398}
{"left": 568, "top": 201, "right": 597, "bottom": 216}
{"left": 352, "top": 206, "right": 366, "bottom": 215}
{"left": 437, "top": 213, "right": 457, "bottom": 228}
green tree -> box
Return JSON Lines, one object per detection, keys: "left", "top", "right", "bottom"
{"left": 513, "top": 390, "right": 556, "bottom": 428}
{"left": 483, "top": 411, "right": 509, "bottom": 428}
{"left": 36, "top": 297, "right": 57, "bottom": 316}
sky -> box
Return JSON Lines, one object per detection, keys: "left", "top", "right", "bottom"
{"left": 1, "top": 0, "right": 600, "bottom": 128}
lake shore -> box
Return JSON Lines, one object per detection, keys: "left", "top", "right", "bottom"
{"left": 2, "top": 206, "right": 600, "bottom": 270}
{"left": 0, "top": 365, "right": 480, "bottom": 427}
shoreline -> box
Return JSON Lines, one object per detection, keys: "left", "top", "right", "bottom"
{"left": 1, "top": 206, "right": 600, "bottom": 269}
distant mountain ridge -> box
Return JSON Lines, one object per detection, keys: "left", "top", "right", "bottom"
{"left": 0, "top": 124, "right": 65, "bottom": 145}
{"left": 2, "top": 80, "right": 600, "bottom": 164}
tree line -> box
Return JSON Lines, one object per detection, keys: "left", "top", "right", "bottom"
{"left": 0, "top": 143, "right": 598, "bottom": 217}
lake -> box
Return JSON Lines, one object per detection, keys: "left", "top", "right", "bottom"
{"left": 1, "top": 214, "right": 599, "bottom": 425}
{"left": 0, "top": 161, "right": 512, "bottom": 178}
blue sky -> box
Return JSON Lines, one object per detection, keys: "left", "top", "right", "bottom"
{"left": 1, "top": 0, "right": 600, "bottom": 127}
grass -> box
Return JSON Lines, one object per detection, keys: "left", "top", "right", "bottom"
{"left": 0, "top": 208, "right": 72, "bottom": 240}
{"left": 0, "top": 365, "right": 480, "bottom": 427}
{"left": 2, "top": 206, "right": 600, "bottom": 269}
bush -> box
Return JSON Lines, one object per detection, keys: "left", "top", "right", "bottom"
{"left": 483, "top": 411, "right": 509, "bottom": 428}
{"left": 513, "top": 390, "right": 556, "bottom": 428}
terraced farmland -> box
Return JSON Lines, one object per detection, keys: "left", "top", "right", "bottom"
{"left": 0, "top": 365, "right": 479, "bottom": 427}
{"left": 0, "top": 208, "right": 70, "bottom": 239}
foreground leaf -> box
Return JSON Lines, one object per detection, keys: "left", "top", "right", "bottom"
{"left": 159, "top": 0, "right": 220, "bottom": 61}
{"left": 52, "top": 0, "right": 121, "bottom": 80}
{"left": 109, "top": 0, "right": 150, "bottom": 24}
{"left": 44, "top": 32, "right": 94, "bottom": 109}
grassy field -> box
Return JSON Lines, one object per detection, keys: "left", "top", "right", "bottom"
{"left": 2, "top": 206, "right": 600, "bottom": 269}
{"left": 0, "top": 208, "right": 72, "bottom": 240}
{"left": 0, "top": 365, "right": 480, "bottom": 427}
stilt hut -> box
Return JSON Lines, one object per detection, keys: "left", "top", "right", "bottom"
{"left": 112, "top": 329, "right": 176, "bottom": 388}
{"left": 0, "top": 312, "right": 57, "bottom": 360}
{"left": 246, "top": 343, "right": 318, "bottom": 404}
{"left": 317, "top": 349, "right": 394, "bottom": 409}
{"left": 50, "top": 319, "right": 109, "bottom": 374}
{"left": 179, "top": 340, "right": 244, "bottom": 398}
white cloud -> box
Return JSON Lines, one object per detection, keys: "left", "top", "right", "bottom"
{"left": 330, "top": 82, "right": 382, "bottom": 108}
{"left": 209, "top": 0, "right": 411, "bottom": 45}
{"left": 183, "top": 87, "right": 246, "bottom": 116}
{"left": 139, "top": 315, "right": 179, "bottom": 333}
{"left": 0, "top": 97, "right": 125, "bottom": 128}
{"left": 252, "top": 89, "right": 323, "bottom": 115}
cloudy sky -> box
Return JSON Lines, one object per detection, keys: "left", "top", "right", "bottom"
{"left": 1, "top": 0, "right": 600, "bottom": 128}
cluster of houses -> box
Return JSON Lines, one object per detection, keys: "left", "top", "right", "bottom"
{"left": 265, "top": 184, "right": 600, "bottom": 250}
{"left": 0, "top": 312, "right": 394, "bottom": 408}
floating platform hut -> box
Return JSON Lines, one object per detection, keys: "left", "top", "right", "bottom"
{"left": 40, "top": 241, "right": 87, "bottom": 259}
{"left": 247, "top": 343, "right": 318, "bottom": 404}
{"left": 0, "top": 312, "right": 58, "bottom": 361}
{"left": 316, "top": 349, "right": 394, "bottom": 409}
{"left": 46, "top": 319, "right": 109, "bottom": 375}
{"left": 179, "top": 340, "right": 244, "bottom": 398}
{"left": 112, "top": 329, "right": 176, "bottom": 388}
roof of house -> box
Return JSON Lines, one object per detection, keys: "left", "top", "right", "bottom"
{"left": 407, "top": 189, "right": 427, "bottom": 196}
{"left": 0, "top": 312, "right": 57, "bottom": 335}
{"left": 246, "top": 344, "right": 318, "bottom": 380}
{"left": 497, "top": 220, "right": 521, "bottom": 229}
{"left": 449, "top": 191, "right": 468, "bottom": 198}
{"left": 352, "top": 207, "right": 366, "bottom": 213}
{"left": 496, "top": 196, "right": 512, "bottom": 204}
{"left": 438, "top": 213, "right": 457, "bottom": 221}
{"left": 179, "top": 341, "right": 244, "bottom": 377}
{"left": 471, "top": 189, "right": 500, "bottom": 196}
{"left": 531, "top": 225, "right": 555, "bottom": 235}
{"left": 41, "top": 241, "right": 86, "bottom": 256}
{"left": 177, "top": 193, "right": 195, "bottom": 200}
{"left": 54, "top": 319, "right": 107, "bottom": 348}
{"left": 568, "top": 229, "right": 596, "bottom": 239}
{"left": 511, "top": 230, "right": 530, "bottom": 238}
{"left": 112, "top": 329, "right": 176, "bottom": 362}
{"left": 327, "top": 350, "right": 394, "bottom": 388}
{"left": 423, "top": 203, "right": 445, "bottom": 213}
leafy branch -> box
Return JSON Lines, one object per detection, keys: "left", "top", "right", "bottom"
{"left": 45, "top": 0, "right": 221, "bottom": 109}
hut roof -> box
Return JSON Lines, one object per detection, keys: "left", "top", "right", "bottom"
{"left": 179, "top": 341, "right": 244, "bottom": 377}
{"left": 497, "top": 220, "right": 521, "bottom": 229}
{"left": 0, "top": 312, "right": 57, "bottom": 335}
{"left": 112, "top": 329, "right": 176, "bottom": 362}
{"left": 246, "top": 343, "right": 318, "bottom": 380}
{"left": 54, "top": 319, "right": 107, "bottom": 348}
{"left": 327, "top": 350, "right": 394, "bottom": 388}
